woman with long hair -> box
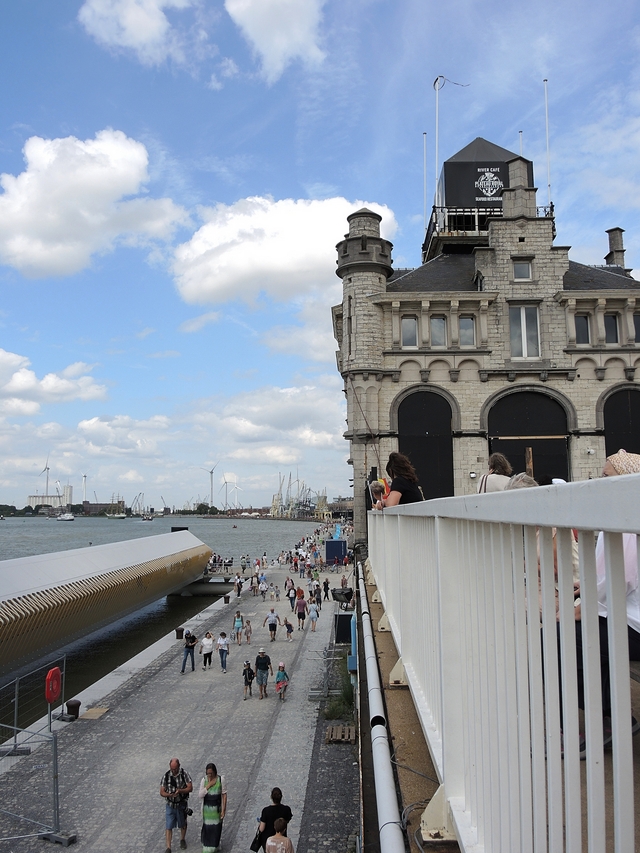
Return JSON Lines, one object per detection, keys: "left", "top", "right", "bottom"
{"left": 376, "top": 451, "right": 424, "bottom": 508}
{"left": 198, "top": 763, "right": 226, "bottom": 853}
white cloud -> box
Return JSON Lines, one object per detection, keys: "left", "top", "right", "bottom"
{"left": 225, "top": 0, "right": 325, "bottom": 83}
{"left": 172, "top": 195, "right": 396, "bottom": 304}
{"left": 77, "top": 414, "right": 171, "bottom": 456}
{"left": 78, "top": 0, "right": 197, "bottom": 66}
{"left": 179, "top": 311, "right": 220, "bottom": 333}
{"left": 0, "top": 129, "right": 188, "bottom": 278}
{"left": 0, "top": 348, "right": 107, "bottom": 415}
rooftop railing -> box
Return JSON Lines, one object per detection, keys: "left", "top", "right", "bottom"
{"left": 368, "top": 474, "right": 640, "bottom": 852}
{"left": 424, "top": 204, "right": 555, "bottom": 249}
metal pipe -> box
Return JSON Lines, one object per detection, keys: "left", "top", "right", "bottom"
{"left": 358, "top": 564, "right": 405, "bottom": 853}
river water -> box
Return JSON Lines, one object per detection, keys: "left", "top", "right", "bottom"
{"left": 0, "top": 516, "right": 321, "bottom": 712}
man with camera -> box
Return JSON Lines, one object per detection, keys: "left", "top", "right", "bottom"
{"left": 160, "top": 757, "right": 193, "bottom": 852}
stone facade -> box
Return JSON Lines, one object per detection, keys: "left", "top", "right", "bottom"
{"left": 332, "top": 141, "right": 640, "bottom": 544}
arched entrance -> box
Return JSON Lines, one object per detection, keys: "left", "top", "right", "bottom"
{"left": 488, "top": 391, "right": 570, "bottom": 482}
{"left": 397, "top": 391, "right": 454, "bottom": 499}
{"left": 603, "top": 387, "right": 640, "bottom": 456}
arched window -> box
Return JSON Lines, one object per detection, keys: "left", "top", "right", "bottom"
{"left": 397, "top": 391, "right": 454, "bottom": 499}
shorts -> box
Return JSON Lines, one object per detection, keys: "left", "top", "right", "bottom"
{"left": 256, "top": 669, "right": 268, "bottom": 686}
{"left": 297, "top": 612, "right": 306, "bottom": 621}
{"left": 165, "top": 803, "right": 187, "bottom": 830}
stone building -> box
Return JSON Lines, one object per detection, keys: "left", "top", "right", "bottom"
{"left": 332, "top": 138, "right": 640, "bottom": 543}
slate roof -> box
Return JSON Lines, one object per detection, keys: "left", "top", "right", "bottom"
{"left": 563, "top": 260, "right": 638, "bottom": 290}
{"left": 386, "top": 255, "right": 639, "bottom": 294}
{"left": 446, "top": 137, "right": 520, "bottom": 163}
{"left": 387, "top": 253, "right": 477, "bottom": 292}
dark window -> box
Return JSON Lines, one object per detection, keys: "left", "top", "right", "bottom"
{"left": 604, "top": 313, "right": 618, "bottom": 344}
{"left": 513, "top": 261, "right": 532, "bottom": 280}
{"left": 634, "top": 313, "right": 640, "bottom": 343}
{"left": 459, "top": 316, "right": 475, "bottom": 347}
{"left": 401, "top": 317, "right": 418, "bottom": 347}
{"left": 575, "top": 314, "right": 590, "bottom": 344}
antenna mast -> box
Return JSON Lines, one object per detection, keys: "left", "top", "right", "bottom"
{"left": 433, "top": 76, "right": 445, "bottom": 206}
{"left": 423, "top": 132, "right": 427, "bottom": 230}
{"left": 543, "top": 79, "right": 552, "bottom": 206}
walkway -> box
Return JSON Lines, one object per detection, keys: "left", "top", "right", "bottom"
{"left": 0, "top": 565, "right": 359, "bottom": 852}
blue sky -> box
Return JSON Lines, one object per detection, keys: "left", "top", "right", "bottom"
{"left": 0, "top": 0, "right": 639, "bottom": 510}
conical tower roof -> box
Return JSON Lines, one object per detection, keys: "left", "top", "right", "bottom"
{"left": 446, "top": 137, "right": 519, "bottom": 163}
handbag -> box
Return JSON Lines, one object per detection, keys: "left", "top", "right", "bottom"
{"left": 249, "top": 827, "right": 262, "bottom": 852}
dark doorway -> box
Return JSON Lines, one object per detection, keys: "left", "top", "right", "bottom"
{"left": 603, "top": 388, "right": 640, "bottom": 456}
{"left": 397, "top": 392, "right": 454, "bottom": 499}
{"left": 488, "top": 391, "right": 570, "bottom": 482}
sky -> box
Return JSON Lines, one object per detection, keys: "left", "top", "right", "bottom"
{"left": 1, "top": 0, "right": 640, "bottom": 511}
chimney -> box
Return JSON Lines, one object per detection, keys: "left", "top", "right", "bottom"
{"left": 605, "top": 227, "right": 625, "bottom": 268}
{"left": 501, "top": 157, "right": 537, "bottom": 218}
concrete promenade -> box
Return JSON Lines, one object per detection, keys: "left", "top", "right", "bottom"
{"left": 1, "top": 565, "right": 359, "bottom": 852}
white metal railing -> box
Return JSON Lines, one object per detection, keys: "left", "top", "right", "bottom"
{"left": 368, "top": 475, "right": 640, "bottom": 853}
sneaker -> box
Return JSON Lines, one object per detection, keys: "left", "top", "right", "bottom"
{"left": 166, "top": 848, "right": 172, "bottom": 853}
{"left": 180, "top": 841, "right": 187, "bottom": 850}
{"left": 603, "top": 715, "right": 640, "bottom": 749}
{"left": 223, "top": 669, "right": 226, "bottom": 673}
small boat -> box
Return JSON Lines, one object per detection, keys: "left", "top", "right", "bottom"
{"left": 57, "top": 513, "right": 75, "bottom": 521}
{"left": 141, "top": 514, "right": 153, "bottom": 521}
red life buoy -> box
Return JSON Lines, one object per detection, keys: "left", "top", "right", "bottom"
{"left": 45, "top": 667, "right": 61, "bottom": 704}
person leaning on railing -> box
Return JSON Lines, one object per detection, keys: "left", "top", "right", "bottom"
{"left": 477, "top": 452, "right": 513, "bottom": 493}
{"left": 574, "top": 449, "right": 640, "bottom": 741}
{"left": 375, "top": 452, "right": 425, "bottom": 508}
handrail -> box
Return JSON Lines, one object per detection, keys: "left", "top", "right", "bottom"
{"left": 358, "top": 564, "right": 405, "bottom": 853}
{"left": 368, "top": 474, "right": 640, "bottom": 852}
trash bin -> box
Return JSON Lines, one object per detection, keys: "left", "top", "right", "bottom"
{"left": 223, "top": 595, "right": 231, "bottom": 604}
{"left": 175, "top": 627, "right": 184, "bottom": 640}
{"left": 66, "top": 699, "right": 81, "bottom": 719}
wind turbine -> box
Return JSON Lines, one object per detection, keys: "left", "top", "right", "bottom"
{"left": 40, "top": 455, "right": 50, "bottom": 498}
{"left": 201, "top": 461, "right": 220, "bottom": 507}
{"left": 231, "top": 482, "right": 243, "bottom": 509}
{"left": 219, "top": 477, "right": 229, "bottom": 511}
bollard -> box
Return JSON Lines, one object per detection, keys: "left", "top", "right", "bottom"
{"left": 66, "top": 699, "right": 81, "bottom": 719}
{"left": 175, "top": 627, "right": 184, "bottom": 640}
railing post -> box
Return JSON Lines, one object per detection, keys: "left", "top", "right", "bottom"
{"left": 436, "top": 517, "right": 464, "bottom": 798}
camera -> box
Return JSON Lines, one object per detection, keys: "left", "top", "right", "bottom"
{"left": 186, "top": 808, "right": 194, "bottom": 817}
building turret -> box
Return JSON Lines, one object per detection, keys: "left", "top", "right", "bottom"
{"left": 335, "top": 208, "right": 393, "bottom": 374}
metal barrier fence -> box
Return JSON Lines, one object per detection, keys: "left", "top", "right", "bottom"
{"left": 368, "top": 474, "right": 640, "bottom": 853}
{"left": 0, "top": 724, "right": 75, "bottom": 845}
{"left": 0, "top": 656, "right": 67, "bottom": 740}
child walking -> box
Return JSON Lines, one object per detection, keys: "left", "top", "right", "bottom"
{"left": 283, "top": 617, "right": 294, "bottom": 642}
{"left": 244, "top": 619, "right": 252, "bottom": 645}
{"left": 275, "top": 662, "right": 289, "bottom": 701}
{"left": 243, "top": 660, "right": 255, "bottom": 699}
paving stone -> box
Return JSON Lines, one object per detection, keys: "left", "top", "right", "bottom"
{"left": 0, "top": 566, "right": 359, "bottom": 852}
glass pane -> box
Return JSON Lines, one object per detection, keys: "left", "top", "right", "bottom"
{"left": 401, "top": 317, "right": 417, "bottom": 347}
{"left": 525, "top": 306, "right": 539, "bottom": 357}
{"left": 575, "top": 315, "right": 590, "bottom": 344}
{"left": 605, "top": 314, "right": 618, "bottom": 344}
{"left": 513, "top": 261, "right": 531, "bottom": 279}
{"left": 509, "top": 307, "right": 523, "bottom": 357}
{"left": 635, "top": 314, "right": 640, "bottom": 343}
{"left": 460, "top": 316, "right": 475, "bottom": 346}
{"left": 431, "top": 317, "right": 446, "bottom": 347}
